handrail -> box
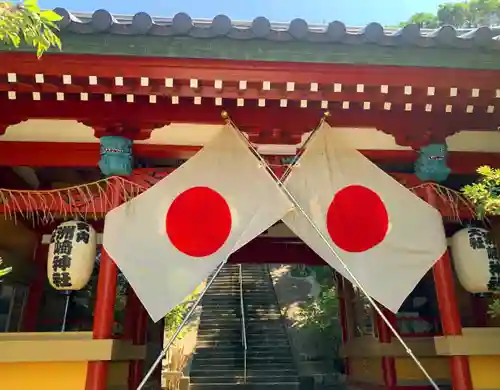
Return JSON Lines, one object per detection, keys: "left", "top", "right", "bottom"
{"left": 238, "top": 264, "right": 248, "bottom": 384}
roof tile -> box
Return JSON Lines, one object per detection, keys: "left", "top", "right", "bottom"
{"left": 53, "top": 8, "right": 500, "bottom": 50}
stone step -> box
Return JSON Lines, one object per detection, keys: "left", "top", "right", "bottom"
{"left": 211, "top": 276, "right": 268, "bottom": 280}
{"left": 203, "top": 290, "right": 271, "bottom": 295}
{"left": 206, "top": 284, "right": 273, "bottom": 288}
{"left": 201, "top": 301, "right": 276, "bottom": 306}
{"left": 203, "top": 293, "right": 276, "bottom": 298}
{"left": 198, "top": 316, "right": 282, "bottom": 325}
{"left": 197, "top": 330, "right": 286, "bottom": 338}
{"left": 194, "top": 346, "right": 293, "bottom": 356}
{"left": 209, "top": 306, "right": 276, "bottom": 310}
{"left": 189, "top": 383, "right": 299, "bottom": 390}
{"left": 191, "top": 265, "right": 296, "bottom": 390}
{"left": 195, "top": 344, "right": 292, "bottom": 352}
{"left": 200, "top": 311, "right": 281, "bottom": 318}
{"left": 207, "top": 284, "right": 270, "bottom": 288}
{"left": 196, "top": 336, "right": 290, "bottom": 346}
{"left": 213, "top": 276, "right": 262, "bottom": 278}
{"left": 198, "top": 317, "right": 285, "bottom": 324}
{"left": 191, "top": 356, "right": 294, "bottom": 366}
{"left": 197, "top": 329, "right": 288, "bottom": 343}
{"left": 195, "top": 338, "right": 290, "bottom": 348}
{"left": 202, "top": 295, "right": 276, "bottom": 301}
{"left": 190, "top": 375, "right": 299, "bottom": 384}
{"left": 197, "top": 326, "right": 286, "bottom": 334}
{"left": 190, "top": 368, "right": 297, "bottom": 377}
{"left": 191, "top": 361, "right": 296, "bottom": 371}
{"left": 199, "top": 317, "right": 282, "bottom": 324}
{"left": 200, "top": 310, "right": 281, "bottom": 317}
{"left": 198, "top": 320, "right": 285, "bottom": 329}
{"left": 202, "top": 303, "right": 279, "bottom": 308}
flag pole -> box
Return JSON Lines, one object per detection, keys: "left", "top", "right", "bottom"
{"left": 224, "top": 111, "right": 441, "bottom": 390}
{"left": 135, "top": 260, "right": 228, "bottom": 390}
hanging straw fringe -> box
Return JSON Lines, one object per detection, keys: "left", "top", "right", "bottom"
{"left": 409, "top": 182, "right": 477, "bottom": 222}
{"left": 0, "top": 169, "right": 477, "bottom": 226}
{"left": 0, "top": 176, "right": 146, "bottom": 225}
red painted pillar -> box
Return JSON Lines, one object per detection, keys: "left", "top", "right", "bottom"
{"left": 425, "top": 185, "right": 473, "bottom": 390}
{"left": 86, "top": 187, "right": 121, "bottom": 390}
{"left": 85, "top": 247, "right": 118, "bottom": 390}
{"left": 376, "top": 306, "right": 397, "bottom": 389}
{"left": 433, "top": 251, "right": 473, "bottom": 390}
{"left": 127, "top": 289, "right": 148, "bottom": 390}
{"left": 21, "top": 240, "right": 48, "bottom": 332}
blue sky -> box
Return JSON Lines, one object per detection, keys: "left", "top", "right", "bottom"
{"left": 39, "top": 0, "right": 455, "bottom": 26}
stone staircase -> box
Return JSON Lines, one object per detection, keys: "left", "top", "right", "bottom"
{"left": 189, "top": 264, "right": 299, "bottom": 390}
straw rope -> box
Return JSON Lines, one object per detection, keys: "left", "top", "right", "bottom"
{"left": 0, "top": 176, "right": 146, "bottom": 224}
{"left": 0, "top": 168, "right": 477, "bottom": 225}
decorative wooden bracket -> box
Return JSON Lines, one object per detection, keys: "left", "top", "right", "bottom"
{"left": 378, "top": 124, "right": 461, "bottom": 149}
{"left": 0, "top": 119, "right": 27, "bottom": 136}
{"left": 78, "top": 120, "right": 169, "bottom": 141}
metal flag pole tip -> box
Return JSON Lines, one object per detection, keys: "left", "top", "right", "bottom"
{"left": 221, "top": 110, "right": 229, "bottom": 120}
{"left": 323, "top": 110, "right": 331, "bottom": 118}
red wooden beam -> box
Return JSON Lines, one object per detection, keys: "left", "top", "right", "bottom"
{"left": 0, "top": 142, "right": 200, "bottom": 166}
{"left": 229, "top": 239, "right": 325, "bottom": 265}
{"left": 0, "top": 141, "right": 497, "bottom": 175}
{"left": 2, "top": 52, "right": 500, "bottom": 90}
{"left": 1, "top": 97, "right": 498, "bottom": 146}
{"left": 1, "top": 95, "right": 496, "bottom": 129}
{"left": 2, "top": 81, "right": 497, "bottom": 108}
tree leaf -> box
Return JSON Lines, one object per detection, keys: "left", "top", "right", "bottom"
{"left": 0, "top": 266, "right": 12, "bottom": 278}
{"left": 23, "top": 0, "right": 40, "bottom": 13}
{"left": 0, "top": 0, "right": 62, "bottom": 56}
{"left": 40, "top": 10, "right": 62, "bottom": 22}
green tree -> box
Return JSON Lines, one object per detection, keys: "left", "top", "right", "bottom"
{"left": 401, "top": 0, "right": 500, "bottom": 28}
{"left": 400, "top": 12, "right": 439, "bottom": 28}
{"left": 293, "top": 267, "right": 344, "bottom": 372}
{"left": 468, "top": 0, "right": 500, "bottom": 25}
{"left": 437, "top": 2, "right": 470, "bottom": 27}
{"left": 0, "top": 0, "right": 62, "bottom": 57}
{"left": 462, "top": 166, "right": 500, "bottom": 218}
{"left": 462, "top": 166, "right": 500, "bottom": 318}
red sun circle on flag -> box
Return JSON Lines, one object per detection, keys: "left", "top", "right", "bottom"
{"left": 326, "top": 185, "right": 389, "bottom": 253}
{"left": 166, "top": 186, "right": 232, "bottom": 258}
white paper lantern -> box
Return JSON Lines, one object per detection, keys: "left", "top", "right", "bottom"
{"left": 47, "top": 220, "right": 97, "bottom": 291}
{"left": 450, "top": 227, "right": 500, "bottom": 293}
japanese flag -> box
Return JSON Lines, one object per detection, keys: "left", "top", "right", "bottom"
{"left": 103, "top": 125, "right": 293, "bottom": 322}
{"left": 282, "top": 123, "right": 447, "bottom": 312}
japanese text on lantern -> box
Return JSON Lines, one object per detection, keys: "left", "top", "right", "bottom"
{"left": 468, "top": 228, "right": 500, "bottom": 291}
{"left": 50, "top": 222, "right": 91, "bottom": 289}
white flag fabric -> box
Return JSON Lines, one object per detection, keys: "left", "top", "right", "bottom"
{"left": 282, "top": 123, "right": 446, "bottom": 312}
{"left": 103, "top": 125, "right": 293, "bottom": 322}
